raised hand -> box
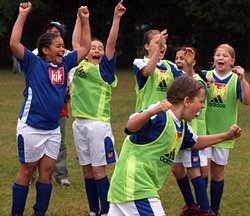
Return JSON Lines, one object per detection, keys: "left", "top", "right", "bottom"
{"left": 19, "top": 2, "right": 32, "bottom": 15}
{"left": 114, "top": 0, "right": 126, "bottom": 17}
{"left": 78, "top": 6, "right": 90, "bottom": 21}
{"left": 184, "top": 47, "right": 195, "bottom": 66}
{"left": 232, "top": 65, "right": 245, "bottom": 81}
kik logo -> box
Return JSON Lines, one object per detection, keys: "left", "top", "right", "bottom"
{"left": 208, "top": 95, "right": 225, "bottom": 108}
{"left": 160, "top": 148, "right": 175, "bottom": 165}
{"left": 49, "top": 67, "right": 64, "bottom": 84}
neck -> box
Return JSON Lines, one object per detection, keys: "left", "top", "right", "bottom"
{"left": 170, "top": 105, "right": 183, "bottom": 122}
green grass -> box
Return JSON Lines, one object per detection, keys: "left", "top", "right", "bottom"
{"left": 0, "top": 69, "right": 250, "bottom": 215}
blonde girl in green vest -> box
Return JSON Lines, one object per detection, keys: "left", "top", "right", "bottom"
{"left": 70, "top": 1, "right": 126, "bottom": 215}
{"left": 133, "top": 29, "right": 185, "bottom": 112}
{"left": 107, "top": 75, "right": 241, "bottom": 216}
{"left": 203, "top": 43, "right": 250, "bottom": 216}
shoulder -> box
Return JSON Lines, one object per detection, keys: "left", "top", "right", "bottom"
{"left": 133, "top": 58, "right": 147, "bottom": 69}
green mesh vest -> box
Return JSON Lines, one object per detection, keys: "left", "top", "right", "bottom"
{"left": 135, "top": 60, "right": 173, "bottom": 112}
{"left": 188, "top": 75, "right": 207, "bottom": 135}
{"left": 70, "top": 59, "right": 117, "bottom": 122}
{"left": 108, "top": 112, "right": 184, "bottom": 203}
{"left": 206, "top": 70, "right": 238, "bottom": 148}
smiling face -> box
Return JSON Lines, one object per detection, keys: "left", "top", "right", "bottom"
{"left": 43, "top": 36, "right": 65, "bottom": 65}
{"left": 86, "top": 40, "right": 105, "bottom": 65}
{"left": 213, "top": 45, "right": 235, "bottom": 75}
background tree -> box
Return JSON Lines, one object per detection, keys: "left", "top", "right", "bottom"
{"left": 1, "top": 0, "right": 249, "bottom": 69}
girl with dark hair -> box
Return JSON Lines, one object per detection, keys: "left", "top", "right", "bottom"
{"left": 9, "top": 2, "right": 90, "bottom": 215}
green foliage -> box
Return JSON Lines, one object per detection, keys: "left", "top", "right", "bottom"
{"left": 1, "top": 0, "right": 250, "bottom": 68}
{"left": 181, "top": 0, "right": 250, "bottom": 33}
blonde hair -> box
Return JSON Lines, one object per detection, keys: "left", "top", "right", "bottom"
{"left": 214, "top": 43, "right": 235, "bottom": 60}
{"left": 213, "top": 43, "right": 236, "bottom": 68}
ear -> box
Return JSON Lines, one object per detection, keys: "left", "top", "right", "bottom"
{"left": 42, "top": 47, "right": 49, "bottom": 55}
{"left": 183, "top": 96, "right": 190, "bottom": 107}
{"left": 192, "top": 59, "right": 196, "bottom": 67}
{"left": 144, "top": 43, "right": 150, "bottom": 51}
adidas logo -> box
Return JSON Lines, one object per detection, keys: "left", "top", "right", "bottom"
{"left": 74, "top": 67, "right": 87, "bottom": 78}
{"left": 157, "top": 80, "right": 167, "bottom": 92}
{"left": 160, "top": 148, "right": 175, "bottom": 165}
{"left": 208, "top": 95, "right": 225, "bottom": 108}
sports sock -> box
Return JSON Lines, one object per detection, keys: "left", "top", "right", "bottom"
{"left": 177, "top": 175, "right": 195, "bottom": 206}
{"left": 96, "top": 176, "right": 110, "bottom": 214}
{"left": 203, "top": 176, "right": 208, "bottom": 189}
{"left": 85, "top": 178, "right": 99, "bottom": 214}
{"left": 11, "top": 183, "right": 29, "bottom": 215}
{"left": 33, "top": 181, "right": 52, "bottom": 216}
{"left": 191, "top": 176, "right": 210, "bottom": 212}
{"left": 210, "top": 179, "right": 224, "bottom": 213}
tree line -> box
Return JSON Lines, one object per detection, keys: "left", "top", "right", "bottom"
{"left": 1, "top": 0, "right": 250, "bottom": 69}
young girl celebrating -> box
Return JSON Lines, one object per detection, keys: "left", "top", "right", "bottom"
{"left": 107, "top": 75, "right": 241, "bottom": 216}
{"left": 70, "top": 1, "right": 126, "bottom": 215}
{"left": 133, "top": 29, "right": 184, "bottom": 112}
{"left": 203, "top": 44, "right": 250, "bottom": 216}
{"left": 9, "top": 2, "right": 90, "bottom": 215}
{"left": 172, "top": 47, "right": 213, "bottom": 216}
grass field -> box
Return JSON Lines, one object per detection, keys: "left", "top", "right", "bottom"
{"left": 0, "top": 69, "right": 250, "bottom": 216}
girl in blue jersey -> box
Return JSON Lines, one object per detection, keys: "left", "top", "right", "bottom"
{"left": 9, "top": 2, "right": 90, "bottom": 216}
{"left": 107, "top": 75, "right": 241, "bottom": 216}
{"left": 70, "top": 1, "right": 126, "bottom": 215}
{"left": 203, "top": 44, "right": 250, "bottom": 216}
{"left": 172, "top": 47, "right": 214, "bottom": 216}
{"left": 133, "top": 29, "right": 185, "bottom": 112}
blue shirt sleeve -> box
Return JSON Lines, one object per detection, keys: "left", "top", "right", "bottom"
{"left": 63, "top": 50, "right": 78, "bottom": 73}
{"left": 168, "top": 60, "right": 185, "bottom": 77}
{"left": 180, "top": 122, "right": 197, "bottom": 150}
{"left": 99, "top": 53, "right": 117, "bottom": 84}
{"left": 133, "top": 63, "right": 148, "bottom": 90}
{"left": 236, "top": 78, "right": 242, "bottom": 101}
{"left": 127, "top": 111, "right": 166, "bottom": 144}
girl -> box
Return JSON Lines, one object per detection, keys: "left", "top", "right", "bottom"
{"left": 204, "top": 44, "right": 250, "bottom": 216}
{"left": 133, "top": 29, "right": 184, "bottom": 112}
{"left": 172, "top": 47, "right": 212, "bottom": 216}
{"left": 70, "top": 1, "right": 126, "bottom": 215}
{"left": 107, "top": 75, "right": 241, "bottom": 216}
{"left": 9, "top": 2, "right": 90, "bottom": 215}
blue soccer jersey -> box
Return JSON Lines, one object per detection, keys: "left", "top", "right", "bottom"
{"left": 18, "top": 48, "right": 77, "bottom": 130}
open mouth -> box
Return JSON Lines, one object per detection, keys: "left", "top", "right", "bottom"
{"left": 92, "top": 56, "right": 100, "bottom": 60}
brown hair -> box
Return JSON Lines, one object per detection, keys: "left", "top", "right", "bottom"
{"left": 143, "top": 29, "right": 161, "bottom": 56}
{"left": 167, "top": 75, "right": 205, "bottom": 104}
{"left": 37, "top": 33, "right": 61, "bottom": 58}
{"left": 175, "top": 46, "right": 207, "bottom": 82}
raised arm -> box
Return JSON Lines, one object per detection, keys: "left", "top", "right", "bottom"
{"left": 126, "top": 99, "right": 172, "bottom": 132}
{"left": 9, "top": 2, "right": 32, "bottom": 59}
{"left": 192, "top": 124, "right": 241, "bottom": 150}
{"left": 105, "top": 0, "right": 126, "bottom": 60}
{"left": 233, "top": 66, "right": 250, "bottom": 105}
{"left": 141, "top": 29, "right": 168, "bottom": 77}
{"left": 75, "top": 6, "right": 91, "bottom": 63}
{"left": 72, "top": 14, "right": 81, "bottom": 50}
